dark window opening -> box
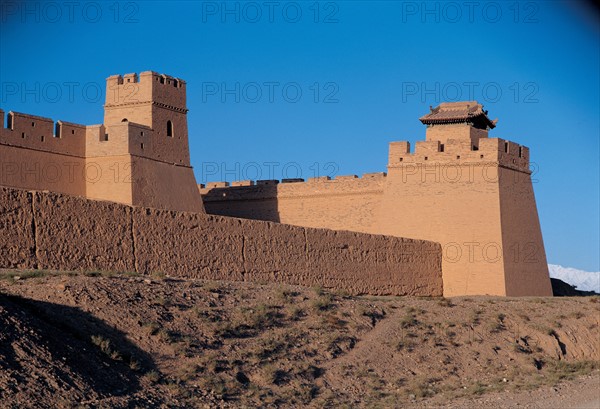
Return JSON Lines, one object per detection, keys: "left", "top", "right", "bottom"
{"left": 504, "top": 142, "right": 509, "bottom": 153}
{"left": 424, "top": 156, "right": 428, "bottom": 160}
{"left": 141, "top": 131, "right": 144, "bottom": 136}
{"left": 399, "top": 157, "right": 403, "bottom": 162}
{"left": 121, "top": 118, "right": 128, "bottom": 122}
{"left": 141, "top": 143, "right": 144, "bottom": 150}
{"left": 31, "top": 121, "right": 35, "bottom": 127}
{"left": 160, "top": 76, "right": 165, "bottom": 84}
{"left": 41, "top": 135, "right": 45, "bottom": 142}
{"left": 440, "top": 144, "right": 445, "bottom": 152}
{"left": 71, "top": 129, "right": 75, "bottom": 134}
{"left": 456, "top": 155, "right": 461, "bottom": 159}
{"left": 173, "top": 79, "right": 178, "bottom": 88}
{"left": 480, "top": 154, "right": 484, "bottom": 159}
{"left": 54, "top": 122, "right": 61, "bottom": 138}
{"left": 7, "top": 113, "right": 14, "bottom": 130}
{"left": 21, "top": 132, "right": 25, "bottom": 138}
{"left": 102, "top": 133, "right": 109, "bottom": 142}
{"left": 472, "top": 145, "right": 479, "bottom": 151}
{"left": 519, "top": 147, "right": 523, "bottom": 158}
{"left": 167, "top": 120, "right": 173, "bottom": 137}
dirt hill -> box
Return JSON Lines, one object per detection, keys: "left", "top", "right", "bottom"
{"left": 1, "top": 271, "right": 599, "bottom": 408}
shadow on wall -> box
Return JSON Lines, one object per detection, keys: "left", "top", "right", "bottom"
{"left": 0, "top": 293, "right": 160, "bottom": 403}
{"left": 202, "top": 184, "right": 281, "bottom": 222}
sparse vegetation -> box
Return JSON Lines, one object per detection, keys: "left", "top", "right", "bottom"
{"left": 1, "top": 275, "right": 598, "bottom": 408}
{"left": 312, "top": 294, "right": 333, "bottom": 311}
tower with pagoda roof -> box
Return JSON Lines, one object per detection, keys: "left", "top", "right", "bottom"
{"left": 377, "top": 101, "right": 551, "bottom": 297}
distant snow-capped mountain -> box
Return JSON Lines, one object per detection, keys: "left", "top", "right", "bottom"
{"left": 548, "top": 264, "right": 600, "bottom": 294}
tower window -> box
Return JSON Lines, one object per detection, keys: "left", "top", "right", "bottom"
{"left": 173, "top": 79, "right": 178, "bottom": 88}
{"left": 440, "top": 144, "right": 444, "bottom": 152}
{"left": 167, "top": 120, "right": 173, "bottom": 137}
{"left": 7, "top": 113, "right": 13, "bottom": 130}
{"left": 41, "top": 135, "right": 45, "bottom": 142}
{"left": 504, "top": 141, "right": 509, "bottom": 153}
{"left": 55, "top": 122, "right": 61, "bottom": 138}
{"left": 519, "top": 147, "right": 523, "bottom": 158}
{"left": 122, "top": 118, "right": 128, "bottom": 122}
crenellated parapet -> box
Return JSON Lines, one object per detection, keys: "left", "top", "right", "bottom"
{"left": 1, "top": 110, "right": 87, "bottom": 157}
{"left": 200, "top": 172, "right": 387, "bottom": 201}
{"left": 387, "top": 137, "right": 530, "bottom": 174}
{"left": 105, "top": 71, "right": 187, "bottom": 112}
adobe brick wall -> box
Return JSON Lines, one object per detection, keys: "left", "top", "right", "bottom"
{"left": 0, "top": 187, "right": 443, "bottom": 296}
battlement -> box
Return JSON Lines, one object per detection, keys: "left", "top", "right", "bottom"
{"left": 200, "top": 172, "right": 388, "bottom": 201}
{"left": 105, "top": 71, "right": 187, "bottom": 112}
{"left": 387, "top": 137, "right": 530, "bottom": 173}
{"left": 1, "top": 110, "right": 87, "bottom": 157}
{"left": 0, "top": 107, "right": 188, "bottom": 166}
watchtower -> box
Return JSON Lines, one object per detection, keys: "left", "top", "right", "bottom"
{"left": 378, "top": 101, "right": 552, "bottom": 297}
{"left": 104, "top": 71, "right": 190, "bottom": 166}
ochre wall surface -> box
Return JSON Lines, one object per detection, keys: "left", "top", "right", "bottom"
{"left": 0, "top": 187, "right": 443, "bottom": 297}
{"left": 201, "top": 173, "right": 386, "bottom": 232}
{"left": 201, "top": 137, "right": 552, "bottom": 297}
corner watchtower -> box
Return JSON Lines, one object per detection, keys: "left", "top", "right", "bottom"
{"left": 378, "top": 101, "right": 551, "bottom": 297}
{"left": 104, "top": 71, "right": 190, "bottom": 165}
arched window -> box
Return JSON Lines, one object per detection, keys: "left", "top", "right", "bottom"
{"left": 121, "top": 118, "right": 128, "bottom": 122}
{"left": 167, "top": 120, "right": 173, "bottom": 137}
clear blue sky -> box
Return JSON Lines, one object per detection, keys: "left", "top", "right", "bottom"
{"left": 1, "top": 1, "right": 598, "bottom": 271}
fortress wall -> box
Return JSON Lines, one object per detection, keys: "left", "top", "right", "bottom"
{"left": 86, "top": 122, "right": 131, "bottom": 157}
{"left": 201, "top": 173, "right": 386, "bottom": 232}
{"left": 1, "top": 112, "right": 86, "bottom": 157}
{"left": 498, "top": 167, "right": 553, "bottom": 296}
{"left": 84, "top": 155, "right": 133, "bottom": 204}
{"left": 0, "top": 187, "right": 442, "bottom": 296}
{"left": 0, "top": 187, "right": 36, "bottom": 269}
{"left": 131, "top": 156, "right": 204, "bottom": 213}
{"left": 0, "top": 144, "right": 86, "bottom": 196}
{"left": 33, "top": 188, "right": 136, "bottom": 272}
{"left": 376, "top": 161, "right": 508, "bottom": 296}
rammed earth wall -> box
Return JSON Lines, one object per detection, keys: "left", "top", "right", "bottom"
{"left": 0, "top": 187, "right": 443, "bottom": 296}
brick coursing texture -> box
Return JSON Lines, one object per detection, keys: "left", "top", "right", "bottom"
{"left": 0, "top": 187, "right": 442, "bottom": 296}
